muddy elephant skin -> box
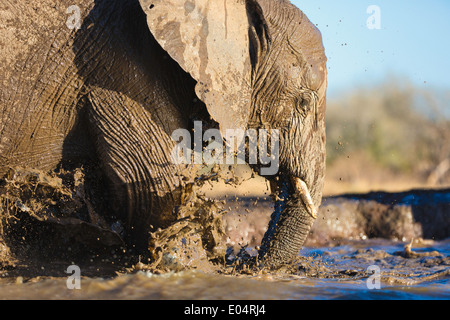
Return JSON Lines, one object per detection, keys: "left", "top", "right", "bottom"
{"left": 1, "top": 0, "right": 203, "bottom": 247}
{"left": 0, "top": 0, "right": 327, "bottom": 268}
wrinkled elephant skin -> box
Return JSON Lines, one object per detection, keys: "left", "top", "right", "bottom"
{"left": 0, "top": 0, "right": 327, "bottom": 268}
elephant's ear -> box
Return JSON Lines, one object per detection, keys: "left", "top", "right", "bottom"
{"left": 139, "top": 0, "right": 253, "bottom": 134}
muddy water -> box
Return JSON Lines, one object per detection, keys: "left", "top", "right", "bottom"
{"left": 0, "top": 238, "right": 448, "bottom": 300}
{"left": 0, "top": 167, "right": 449, "bottom": 299}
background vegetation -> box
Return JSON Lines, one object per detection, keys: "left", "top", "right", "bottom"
{"left": 324, "top": 77, "right": 450, "bottom": 194}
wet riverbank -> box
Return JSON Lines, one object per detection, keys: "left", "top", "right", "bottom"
{"left": 223, "top": 188, "right": 450, "bottom": 248}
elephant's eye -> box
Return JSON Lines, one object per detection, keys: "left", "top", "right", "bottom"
{"left": 294, "top": 95, "right": 311, "bottom": 117}
{"left": 295, "top": 89, "right": 319, "bottom": 123}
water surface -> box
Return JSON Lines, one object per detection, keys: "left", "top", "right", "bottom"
{"left": 1, "top": 239, "right": 448, "bottom": 300}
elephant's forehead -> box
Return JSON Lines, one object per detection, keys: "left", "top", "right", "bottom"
{"left": 284, "top": 7, "right": 327, "bottom": 92}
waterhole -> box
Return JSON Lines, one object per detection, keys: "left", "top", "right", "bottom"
{"left": 0, "top": 165, "right": 448, "bottom": 299}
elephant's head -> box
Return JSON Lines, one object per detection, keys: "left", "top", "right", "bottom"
{"left": 139, "top": 0, "right": 327, "bottom": 268}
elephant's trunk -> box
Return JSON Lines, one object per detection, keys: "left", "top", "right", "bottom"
{"left": 259, "top": 175, "right": 317, "bottom": 268}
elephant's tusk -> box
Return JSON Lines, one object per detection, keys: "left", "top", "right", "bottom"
{"left": 290, "top": 177, "right": 318, "bottom": 219}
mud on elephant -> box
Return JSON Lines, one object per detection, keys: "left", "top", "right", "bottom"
{"left": 0, "top": 0, "right": 327, "bottom": 269}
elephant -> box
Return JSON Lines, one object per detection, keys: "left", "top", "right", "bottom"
{"left": 0, "top": 0, "right": 327, "bottom": 269}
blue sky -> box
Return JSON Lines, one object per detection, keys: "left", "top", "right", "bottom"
{"left": 290, "top": 0, "right": 450, "bottom": 97}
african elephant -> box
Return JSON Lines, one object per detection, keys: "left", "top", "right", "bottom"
{"left": 0, "top": 0, "right": 327, "bottom": 268}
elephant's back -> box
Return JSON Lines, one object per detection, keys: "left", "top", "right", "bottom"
{"left": 0, "top": 0, "right": 94, "bottom": 88}
{"left": 0, "top": 1, "right": 98, "bottom": 176}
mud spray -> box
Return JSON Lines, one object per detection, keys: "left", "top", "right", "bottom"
{"left": 0, "top": 164, "right": 269, "bottom": 276}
